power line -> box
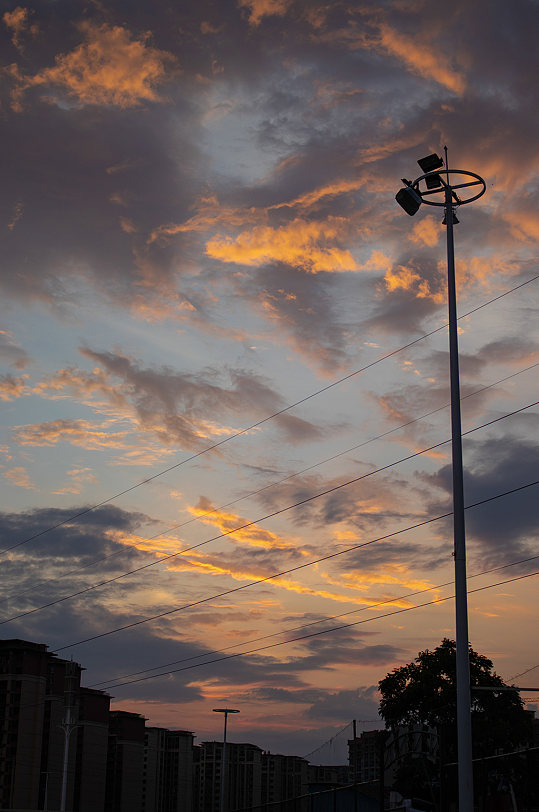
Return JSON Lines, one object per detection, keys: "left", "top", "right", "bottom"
{"left": 303, "top": 721, "right": 354, "bottom": 760}
{"left": 3, "top": 401, "right": 536, "bottom": 628}
{"left": 507, "top": 663, "right": 539, "bottom": 681}
{"left": 2, "top": 274, "right": 536, "bottom": 558}
{"left": 92, "top": 569, "right": 539, "bottom": 691}
{"left": 89, "top": 551, "right": 539, "bottom": 689}
{"left": 10, "top": 549, "right": 539, "bottom": 720}
{"left": 3, "top": 361, "right": 534, "bottom": 611}
{"left": 52, "top": 478, "right": 539, "bottom": 653}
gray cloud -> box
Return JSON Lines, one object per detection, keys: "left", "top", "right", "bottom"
{"left": 426, "top": 434, "right": 539, "bottom": 568}
{"left": 71, "top": 347, "right": 322, "bottom": 447}
{"left": 305, "top": 686, "right": 380, "bottom": 723}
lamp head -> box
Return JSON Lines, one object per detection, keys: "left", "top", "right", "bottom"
{"left": 418, "top": 153, "right": 444, "bottom": 190}
{"left": 395, "top": 185, "right": 422, "bottom": 216}
{"left": 417, "top": 153, "right": 444, "bottom": 173}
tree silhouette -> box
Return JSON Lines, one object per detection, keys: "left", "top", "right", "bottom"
{"left": 378, "top": 639, "right": 533, "bottom": 808}
{"left": 379, "top": 638, "right": 530, "bottom": 759}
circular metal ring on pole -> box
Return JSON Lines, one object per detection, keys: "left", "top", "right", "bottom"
{"left": 412, "top": 169, "right": 486, "bottom": 207}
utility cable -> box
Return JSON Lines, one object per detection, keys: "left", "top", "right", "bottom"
{"left": 91, "top": 569, "right": 539, "bottom": 691}
{"left": 507, "top": 664, "right": 539, "bottom": 681}
{"left": 3, "top": 401, "right": 536, "bottom": 628}
{"left": 303, "top": 722, "right": 354, "bottom": 760}
{"left": 3, "top": 361, "right": 534, "bottom": 609}
{"left": 90, "top": 551, "right": 539, "bottom": 688}
{"left": 2, "top": 273, "right": 536, "bottom": 558}
{"left": 11, "top": 553, "right": 539, "bottom": 719}
{"left": 52, "top": 478, "right": 539, "bottom": 653}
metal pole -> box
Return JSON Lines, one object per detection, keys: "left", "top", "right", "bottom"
{"left": 445, "top": 181, "right": 473, "bottom": 812}
{"left": 221, "top": 711, "right": 228, "bottom": 812}
{"left": 214, "top": 708, "right": 239, "bottom": 812}
{"left": 60, "top": 661, "right": 79, "bottom": 812}
{"left": 60, "top": 715, "right": 72, "bottom": 812}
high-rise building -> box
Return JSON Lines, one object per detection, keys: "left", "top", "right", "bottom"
{"left": 261, "top": 752, "right": 309, "bottom": 807}
{"left": 195, "top": 741, "right": 263, "bottom": 812}
{"left": 262, "top": 752, "right": 309, "bottom": 810}
{"left": 105, "top": 709, "right": 146, "bottom": 812}
{"left": 143, "top": 726, "right": 194, "bottom": 812}
{"left": 0, "top": 638, "right": 84, "bottom": 811}
{"left": 348, "top": 730, "right": 385, "bottom": 786}
{"left": 74, "top": 687, "right": 111, "bottom": 812}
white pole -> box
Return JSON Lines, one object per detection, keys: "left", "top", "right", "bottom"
{"left": 444, "top": 166, "right": 473, "bottom": 812}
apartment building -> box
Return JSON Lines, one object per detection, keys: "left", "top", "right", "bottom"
{"left": 143, "top": 726, "right": 194, "bottom": 812}
{"left": 195, "top": 741, "right": 263, "bottom": 812}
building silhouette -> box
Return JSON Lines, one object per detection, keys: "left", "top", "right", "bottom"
{"left": 194, "top": 741, "right": 263, "bottom": 812}
{"left": 261, "top": 753, "right": 309, "bottom": 807}
{"left": 143, "top": 726, "right": 194, "bottom": 812}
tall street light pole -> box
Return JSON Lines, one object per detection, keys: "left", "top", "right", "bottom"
{"left": 396, "top": 149, "right": 486, "bottom": 812}
{"left": 213, "top": 707, "right": 240, "bottom": 812}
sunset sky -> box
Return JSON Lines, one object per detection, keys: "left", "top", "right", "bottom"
{"left": 1, "top": 0, "right": 538, "bottom": 759}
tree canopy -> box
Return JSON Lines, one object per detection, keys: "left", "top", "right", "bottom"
{"left": 378, "top": 638, "right": 531, "bottom": 758}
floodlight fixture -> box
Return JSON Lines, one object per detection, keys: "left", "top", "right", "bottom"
{"left": 417, "top": 152, "right": 444, "bottom": 173}
{"left": 417, "top": 153, "right": 445, "bottom": 190}
{"left": 395, "top": 185, "right": 422, "bottom": 215}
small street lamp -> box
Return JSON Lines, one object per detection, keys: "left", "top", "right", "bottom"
{"left": 213, "top": 708, "right": 240, "bottom": 812}
{"left": 396, "top": 147, "right": 486, "bottom": 812}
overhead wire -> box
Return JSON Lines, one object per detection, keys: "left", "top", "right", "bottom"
{"left": 303, "top": 721, "right": 354, "bottom": 761}
{"left": 10, "top": 548, "right": 539, "bottom": 719}
{"left": 91, "top": 568, "right": 539, "bottom": 691}
{"left": 507, "top": 664, "right": 539, "bottom": 681}
{"left": 2, "top": 276, "right": 537, "bottom": 718}
{"left": 2, "top": 273, "right": 537, "bottom": 559}
{"left": 51, "top": 477, "right": 539, "bottom": 653}
{"left": 2, "top": 400, "right": 536, "bottom": 628}
{"left": 2, "top": 361, "right": 535, "bottom": 611}
{"left": 90, "top": 551, "right": 539, "bottom": 688}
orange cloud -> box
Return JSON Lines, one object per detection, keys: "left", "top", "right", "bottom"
{"left": 189, "top": 499, "right": 299, "bottom": 551}
{"left": 328, "top": 567, "right": 436, "bottom": 594}
{"left": 269, "top": 179, "right": 365, "bottom": 212}
{"left": 52, "top": 467, "right": 98, "bottom": 495}
{"left": 383, "top": 264, "right": 444, "bottom": 303}
{"left": 8, "top": 22, "right": 175, "bottom": 110}
{"left": 451, "top": 254, "right": 520, "bottom": 290}
{"left": 357, "top": 250, "right": 393, "bottom": 273}
{"left": 238, "top": 0, "right": 293, "bottom": 26}
{"left": 3, "top": 466, "right": 37, "bottom": 490}
{"left": 163, "top": 552, "right": 381, "bottom": 606}
{"left": 206, "top": 217, "right": 358, "bottom": 273}
{"left": 3, "top": 6, "right": 37, "bottom": 49}
{"left": 0, "top": 374, "right": 28, "bottom": 401}
{"left": 148, "top": 194, "right": 262, "bottom": 244}
{"left": 13, "top": 418, "right": 131, "bottom": 450}
{"left": 149, "top": 179, "right": 363, "bottom": 249}
{"left": 408, "top": 215, "right": 441, "bottom": 247}
{"left": 374, "top": 23, "right": 466, "bottom": 95}
{"left": 116, "top": 539, "right": 419, "bottom": 610}
{"left": 502, "top": 210, "right": 539, "bottom": 242}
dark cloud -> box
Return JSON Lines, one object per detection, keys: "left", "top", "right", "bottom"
{"left": 305, "top": 686, "right": 380, "bottom": 723}
{"left": 426, "top": 434, "right": 539, "bottom": 568}
{"left": 0, "top": 503, "right": 152, "bottom": 557}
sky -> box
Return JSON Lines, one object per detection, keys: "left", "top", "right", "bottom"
{"left": 1, "top": 0, "right": 538, "bottom": 760}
